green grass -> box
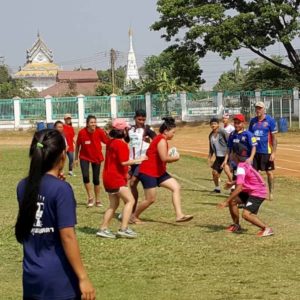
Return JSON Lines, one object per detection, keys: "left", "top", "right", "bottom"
{"left": 0, "top": 146, "right": 300, "bottom": 300}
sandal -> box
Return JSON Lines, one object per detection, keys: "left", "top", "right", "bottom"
{"left": 176, "top": 215, "right": 193, "bottom": 223}
{"left": 95, "top": 201, "right": 103, "bottom": 207}
{"left": 87, "top": 199, "right": 95, "bottom": 208}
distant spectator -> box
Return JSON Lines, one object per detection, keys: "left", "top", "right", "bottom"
{"left": 63, "top": 114, "right": 76, "bottom": 176}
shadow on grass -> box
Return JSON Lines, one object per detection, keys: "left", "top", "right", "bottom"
{"left": 77, "top": 226, "right": 98, "bottom": 235}
{"left": 196, "top": 224, "right": 227, "bottom": 232}
{"left": 182, "top": 188, "right": 209, "bottom": 192}
{"left": 196, "top": 224, "right": 249, "bottom": 234}
{"left": 135, "top": 217, "right": 181, "bottom": 227}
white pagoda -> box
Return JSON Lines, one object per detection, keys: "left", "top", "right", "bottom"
{"left": 14, "top": 33, "right": 60, "bottom": 92}
{"left": 124, "top": 28, "right": 140, "bottom": 90}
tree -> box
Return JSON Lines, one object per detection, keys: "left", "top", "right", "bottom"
{"left": 97, "top": 66, "right": 126, "bottom": 94}
{"left": 95, "top": 83, "right": 113, "bottom": 96}
{"left": 152, "top": 0, "right": 300, "bottom": 77}
{"left": 135, "top": 48, "right": 204, "bottom": 94}
{"left": 243, "top": 56, "right": 299, "bottom": 90}
{"left": 0, "top": 65, "right": 38, "bottom": 99}
{"left": 213, "top": 55, "right": 299, "bottom": 91}
{"left": 0, "top": 65, "right": 10, "bottom": 84}
{"left": 214, "top": 70, "right": 244, "bottom": 91}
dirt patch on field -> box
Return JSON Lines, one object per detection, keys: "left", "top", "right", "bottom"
{"left": 170, "top": 124, "right": 300, "bottom": 179}
{"left": 1, "top": 124, "right": 299, "bottom": 178}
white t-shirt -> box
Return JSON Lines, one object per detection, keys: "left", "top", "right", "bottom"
{"left": 223, "top": 124, "right": 235, "bottom": 135}
{"left": 128, "top": 127, "right": 150, "bottom": 159}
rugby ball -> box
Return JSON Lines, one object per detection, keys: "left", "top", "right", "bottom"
{"left": 168, "top": 147, "right": 179, "bottom": 157}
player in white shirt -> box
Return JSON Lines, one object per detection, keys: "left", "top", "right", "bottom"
{"left": 125, "top": 109, "right": 156, "bottom": 217}
{"left": 222, "top": 113, "right": 235, "bottom": 136}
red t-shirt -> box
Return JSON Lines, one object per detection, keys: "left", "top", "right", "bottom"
{"left": 63, "top": 124, "right": 75, "bottom": 152}
{"left": 139, "top": 134, "right": 167, "bottom": 177}
{"left": 76, "top": 127, "right": 109, "bottom": 164}
{"left": 103, "top": 139, "right": 129, "bottom": 189}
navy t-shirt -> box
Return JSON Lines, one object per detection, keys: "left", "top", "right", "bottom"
{"left": 228, "top": 130, "right": 257, "bottom": 157}
{"left": 17, "top": 174, "right": 80, "bottom": 300}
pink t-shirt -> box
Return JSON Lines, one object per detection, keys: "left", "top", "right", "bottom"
{"left": 236, "top": 162, "right": 267, "bottom": 198}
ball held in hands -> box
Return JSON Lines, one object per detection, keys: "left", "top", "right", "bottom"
{"left": 168, "top": 147, "right": 179, "bottom": 157}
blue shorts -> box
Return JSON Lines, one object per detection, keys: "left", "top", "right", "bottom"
{"left": 139, "top": 172, "right": 171, "bottom": 189}
{"left": 129, "top": 164, "right": 140, "bottom": 177}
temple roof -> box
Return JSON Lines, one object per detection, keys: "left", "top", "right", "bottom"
{"left": 58, "top": 70, "right": 98, "bottom": 82}
{"left": 15, "top": 33, "right": 60, "bottom": 78}
{"left": 26, "top": 33, "right": 53, "bottom": 63}
{"left": 15, "top": 62, "right": 59, "bottom": 78}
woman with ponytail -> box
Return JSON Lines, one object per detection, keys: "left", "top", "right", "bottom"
{"left": 132, "top": 117, "right": 193, "bottom": 224}
{"left": 15, "top": 129, "right": 95, "bottom": 300}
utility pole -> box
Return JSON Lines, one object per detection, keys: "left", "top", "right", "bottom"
{"left": 110, "top": 49, "right": 116, "bottom": 94}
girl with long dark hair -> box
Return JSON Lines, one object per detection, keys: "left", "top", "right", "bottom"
{"left": 132, "top": 117, "right": 193, "bottom": 224}
{"left": 15, "top": 129, "right": 95, "bottom": 300}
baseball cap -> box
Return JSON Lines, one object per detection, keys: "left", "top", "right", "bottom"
{"left": 222, "top": 113, "right": 230, "bottom": 119}
{"left": 112, "top": 118, "right": 129, "bottom": 130}
{"left": 64, "top": 113, "right": 72, "bottom": 119}
{"left": 233, "top": 114, "right": 245, "bottom": 122}
{"left": 255, "top": 101, "right": 265, "bottom": 108}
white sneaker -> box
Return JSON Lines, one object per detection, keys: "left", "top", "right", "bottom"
{"left": 96, "top": 229, "right": 116, "bottom": 239}
{"left": 257, "top": 227, "right": 274, "bottom": 237}
{"left": 116, "top": 228, "right": 137, "bottom": 239}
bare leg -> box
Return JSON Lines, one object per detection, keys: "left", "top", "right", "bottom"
{"left": 212, "top": 170, "right": 220, "bottom": 188}
{"left": 223, "top": 164, "right": 233, "bottom": 182}
{"left": 130, "top": 176, "right": 139, "bottom": 213}
{"left": 133, "top": 188, "right": 156, "bottom": 219}
{"left": 94, "top": 184, "right": 101, "bottom": 202}
{"left": 242, "top": 210, "right": 267, "bottom": 229}
{"left": 119, "top": 187, "right": 135, "bottom": 230}
{"left": 159, "top": 178, "right": 190, "bottom": 220}
{"left": 84, "top": 183, "right": 94, "bottom": 200}
{"left": 228, "top": 199, "right": 240, "bottom": 224}
{"left": 101, "top": 195, "right": 119, "bottom": 229}
{"left": 266, "top": 170, "right": 274, "bottom": 200}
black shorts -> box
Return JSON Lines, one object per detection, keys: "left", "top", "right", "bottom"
{"left": 212, "top": 157, "right": 226, "bottom": 174}
{"left": 129, "top": 164, "right": 140, "bottom": 177}
{"left": 238, "top": 192, "right": 265, "bottom": 214}
{"left": 253, "top": 153, "right": 275, "bottom": 171}
{"left": 139, "top": 172, "right": 171, "bottom": 189}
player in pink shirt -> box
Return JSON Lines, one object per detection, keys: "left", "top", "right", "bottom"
{"left": 218, "top": 143, "right": 273, "bottom": 237}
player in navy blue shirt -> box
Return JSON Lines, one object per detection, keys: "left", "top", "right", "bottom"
{"left": 249, "top": 102, "right": 278, "bottom": 200}
{"left": 15, "top": 129, "right": 95, "bottom": 300}
{"left": 222, "top": 114, "right": 257, "bottom": 182}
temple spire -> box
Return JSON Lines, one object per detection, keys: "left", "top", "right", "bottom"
{"left": 124, "top": 28, "right": 139, "bottom": 90}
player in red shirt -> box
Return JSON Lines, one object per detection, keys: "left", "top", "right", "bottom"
{"left": 132, "top": 117, "right": 193, "bottom": 224}
{"left": 63, "top": 114, "right": 76, "bottom": 176}
{"left": 75, "top": 115, "right": 109, "bottom": 207}
{"left": 97, "top": 119, "right": 146, "bottom": 239}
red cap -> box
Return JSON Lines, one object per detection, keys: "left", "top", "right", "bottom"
{"left": 233, "top": 114, "right": 245, "bottom": 122}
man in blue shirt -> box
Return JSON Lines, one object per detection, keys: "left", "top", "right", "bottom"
{"left": 249, "top": 102, "right": 277, "bottom": 200}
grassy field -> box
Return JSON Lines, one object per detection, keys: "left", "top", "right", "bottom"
{"left": 0, "top": 145, "right": 300, "bottom": 300}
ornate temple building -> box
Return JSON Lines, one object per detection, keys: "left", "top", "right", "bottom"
{"left": 124, "top": 28, "right": 140, "bottom": 90}
{"left": 14, "top": 33, "right": 60, "bottom": 91}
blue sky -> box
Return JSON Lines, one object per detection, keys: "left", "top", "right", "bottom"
{"left": 1, "top": 0, "right": 298, "bottom": 89}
